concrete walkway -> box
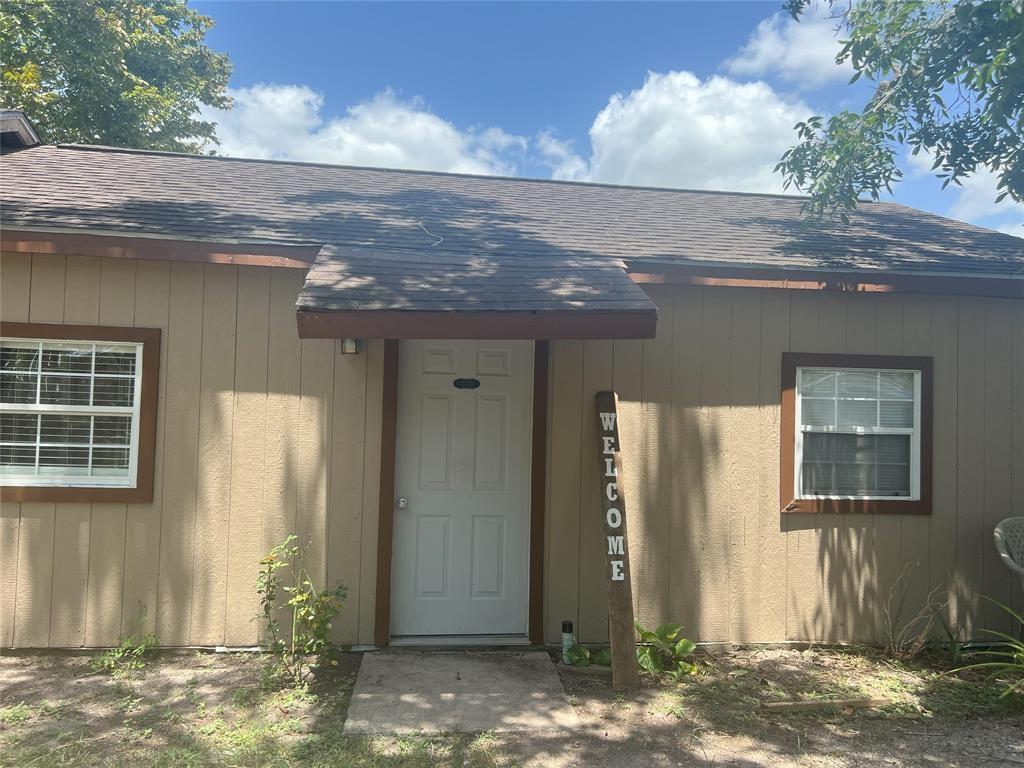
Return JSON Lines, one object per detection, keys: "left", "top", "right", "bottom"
{"left": 343, "top": 650, "right": 579, "bottom": 734}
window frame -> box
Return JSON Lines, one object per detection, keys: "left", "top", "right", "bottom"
{"left": 0, "top": 322, "right": 160, "bottom": 503}
{"left": 781, "top": 353, "right": 933, "bottom": 515}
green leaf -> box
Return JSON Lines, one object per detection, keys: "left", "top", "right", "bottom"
{"left": 674, "top": 638, "right": 696, "bottom": 658}
{"left": 566, "top": 644, "right": 592, "bottom": 667}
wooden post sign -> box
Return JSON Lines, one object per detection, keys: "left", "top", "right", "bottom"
{"left": 595, "top": 391, "right": 641, "bottom": 690}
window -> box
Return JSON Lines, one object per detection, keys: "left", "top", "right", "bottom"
{"left": 0, "top": 323, "right": 159, "bottom": 502}
{"left": 781, "top": 353, "right": 932, "bottom": 515}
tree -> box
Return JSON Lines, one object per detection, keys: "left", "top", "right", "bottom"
{"left": 1, "top": 0, "right": 231, "bottom": 152}
{"left": 776, "top": 0, "right": 1023, "bottom": 220}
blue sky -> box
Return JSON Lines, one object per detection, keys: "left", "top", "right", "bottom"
{"left": 195, "top": 1, "right": 1022, "bottom": 237}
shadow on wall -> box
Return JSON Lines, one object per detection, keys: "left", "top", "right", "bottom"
{"left": 8, "top": 264, "right": 339, "bottom": 651}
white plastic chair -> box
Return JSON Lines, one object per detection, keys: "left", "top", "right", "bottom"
{"left": 994, "top": 517, "right": 1024, "bottom": 592}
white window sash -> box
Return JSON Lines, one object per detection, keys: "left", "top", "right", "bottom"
{"left": 795, "top": 366, "right": 922, "bottom": 502}
{"left": 0, "top": 339, "right": 143, "bottom": 488}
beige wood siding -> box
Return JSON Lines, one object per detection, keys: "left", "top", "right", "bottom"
{"left": 4, "top": 251, "right": 1022, "bottom": 648}
{"left": 0, "top": 254, "right": 385, "bottom": 648}
{"left": 545, "top": 286, "right": 1024, "bottom": 644}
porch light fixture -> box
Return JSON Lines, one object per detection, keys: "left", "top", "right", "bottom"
{"left": 338, "top": 338, "right": 359, "bottom": 355}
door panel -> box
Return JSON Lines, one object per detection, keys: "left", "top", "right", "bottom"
{"left": 391, "top": 340, "right": 532, "bottom": 636}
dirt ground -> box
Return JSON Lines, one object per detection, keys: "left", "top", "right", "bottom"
{"left": 1, "top": 646, "right": 1021, "bottom": 767}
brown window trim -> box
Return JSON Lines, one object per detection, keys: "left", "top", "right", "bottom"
{"left": 0, "top": 321, "right": 161, "bottom": 503}
{"left": 781, "top": 352, "right": 933, "bottom": 515}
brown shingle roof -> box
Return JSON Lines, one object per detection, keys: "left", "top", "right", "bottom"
{"left": 2, "top": 144, "right": 1021, "bottom": 315}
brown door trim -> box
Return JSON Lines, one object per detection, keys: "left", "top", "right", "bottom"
{"left": 528, "top": 340, "right": 549, "bottom": 644}
{"left": 373, "top": 340, "right": 400, "bottom": 647}
{"left": 372, "top": 339, "right": 549, "bottom": 647}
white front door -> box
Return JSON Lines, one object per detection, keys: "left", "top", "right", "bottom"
{"left": 391, "top": 340, "right": 533, "bottom": 637}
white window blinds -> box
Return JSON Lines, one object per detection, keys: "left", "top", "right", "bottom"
{"left": 796, "top": 367, "right": 921, "bottom": 500}
{"left": 0, "top": 339, "right": 143, "bottom": 487}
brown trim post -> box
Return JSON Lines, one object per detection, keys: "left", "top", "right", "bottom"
{"left": 595, "top": 391, "right": 640, "bottom": 689}
{"left": 528, "top": 341, "right": 549, "bottom": 644}
{"left": 781, "top": 352, "right": 933, "bottom": 515}
{"left": 373, "top": 340, "right": 400, "bottom": 647}
{"left": 0, "top": 321, "right": 161, "bottom": 503}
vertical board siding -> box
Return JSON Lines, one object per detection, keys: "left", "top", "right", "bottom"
{"left": 545, "top": 341, "right": 583, "bottom": 641}
{"left": 86, "top": 257, "right": 136, "bottom": 646}
{"left": 1012, "top": 303, "right": 1024, "bottom": 615}
{"left": 0, "top": 254, "right": 32, "bottom": 646}
{"left": 123, "top": 259, "right": 171, "bottom": 637}
{"left": 327, "top": 341, "right": 368, "bottom": 643}
{"left": 668, "top": 287, "right": 704, "bottom": 636}
{"left": 190, "top": 264, "right": 237, "bottom": 646}
{"left": 2, "top": 255, "right": 372, "bottom": 648}
{"left": 545, "top": 286, "right": 1024, "bottom": 644}
{"left": 49, "top": 255, "right": 100, "bottom": 646}
{"left": 4, "top": 249, "right": 1022, "bottom": 649}
{"left": 224, "top": 267, "right": 270, "bottom": 646}
{"left": 578, "top": 340, "right": 613, "bottom": 641}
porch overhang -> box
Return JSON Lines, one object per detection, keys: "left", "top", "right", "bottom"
{"left": 295, "top": 244, "right": 659, "bottom": 340}
{"left": 295, "top": 308, "right": 657, "bottom": 340}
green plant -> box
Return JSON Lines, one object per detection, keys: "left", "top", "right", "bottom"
{"left": 0, "top": 702, "right": 32, "bottom": 725}
{"left": 256, "top": 534, "right": 348, "bottom": 685}
{"left": 565, "top": 644, "right": 591, "bottom": 667}
{"left": 951, "top": 598, "right": 1024, "bottom": 698}
{"left": 90, "top": 606, "right": 158, "bottom": 678}
{"left": 634, "top": 621, "right": 697, "bottom": 680}
{"left": 564, "top": 644, "right": 612, "bottom": 668}
{"left": 936, "top": 611, "right": 968, "bottom": 667}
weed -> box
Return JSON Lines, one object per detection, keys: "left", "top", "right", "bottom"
{"left": 257, "top": 534, "right": 348, "bottom": 686}
{"left": 635, "top": 621, "right": 697, "bottom": 679}
{"left": 90, "top": 606, "right": 159, "bottom": 678}
{"left": 229, "top": 685, "right": 260, "bottom": 709}
{"left": 0, "top": 702, "right": 32, "bottom": 725}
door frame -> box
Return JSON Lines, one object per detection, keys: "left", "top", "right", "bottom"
{"left": 373, "top": 339, "right": 549, "bottom": 646}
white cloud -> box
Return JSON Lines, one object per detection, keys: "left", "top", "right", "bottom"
{"left": 536, "top": 131, "right": 588, "bottom": 181}
{"left": 907, "top": 151, "right": 1024, "bottom": 238}
{"left": 206, "top": 84, "right": 527, "bottom": 176}
{"left": 724, "top": 1, "right": 853, "bottom": 90}
{"left": 545, "top": 71, "right": 813, "bottom": 194}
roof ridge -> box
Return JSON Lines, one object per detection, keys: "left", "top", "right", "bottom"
{"left": 43, "top": 142, "right": 852, "bottom": 204}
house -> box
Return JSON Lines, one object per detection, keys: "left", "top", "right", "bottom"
{"left": 1, "top": 109, "right": 1022, "bottom": 650}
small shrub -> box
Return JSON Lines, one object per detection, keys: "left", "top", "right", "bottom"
{"left": 90, "top": 607, "right": 158, "bottom": 678}
{"left": 257, "top": 534, "right": 347, "bottom": 685}
{"left": 635, "top": 621, "right": 697, "bottom": 680}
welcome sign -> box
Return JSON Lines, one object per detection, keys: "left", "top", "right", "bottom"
{"left": 595, "top": 391, "right": 640, "bottom": 689}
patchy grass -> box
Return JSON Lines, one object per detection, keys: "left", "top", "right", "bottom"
{"left": 560, "top": 645, "right": 1023, "bottom": 730}
{"left": 1, "top": 646, "right": 1021, "bottom": 767}
{"left": 0, "top": 652, "right": 509, "bottom": 768}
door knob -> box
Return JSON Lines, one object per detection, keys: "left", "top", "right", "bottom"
{"left": 397, "top": 497, "right": 409, "bottom": 510}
